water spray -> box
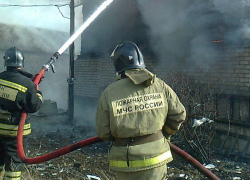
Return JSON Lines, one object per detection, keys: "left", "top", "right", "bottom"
{"left": 57, "top": 0, "right": 113, "bottom": 55}
{"left": 43, "top": 0, "right": 114, "bottom": 74}
{"left": 17, "top": 0, "right": 114, "bottom": 163}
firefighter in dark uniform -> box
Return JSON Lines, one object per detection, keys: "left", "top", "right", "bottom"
{"left": 95, "top": 41, "right": 186, "bottom": 180}
{"left": 0, "top": 47, "right": 42, "bottom": 180}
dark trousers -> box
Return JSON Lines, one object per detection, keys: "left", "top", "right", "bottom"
{"left": 0, "top": 136, "right": 27, "bottom": 172}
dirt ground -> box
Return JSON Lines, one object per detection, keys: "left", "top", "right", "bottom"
{"left": 1, "top": 113, "right": 250, "bottom": 180}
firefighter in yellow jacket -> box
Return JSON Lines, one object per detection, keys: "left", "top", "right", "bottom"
{"left": 95, "top": 41, "right": 186, "bottom": 180}
{"left": 0, "top": 47, "right": 42, "bottom": 180}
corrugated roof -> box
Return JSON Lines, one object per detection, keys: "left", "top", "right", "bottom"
{"left": 0, "top": 23, "right": 69, "bottom": 54}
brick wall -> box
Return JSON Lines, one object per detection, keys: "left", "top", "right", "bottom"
{"left": 74, "top": 45, "right": 250, "bottom": 99}
{"left": 186, "top": 45, "right": 250, "bottom": 97}
{"left": 74, "top": 55, "right": 157, "bottom": 99}
{"left": 74, "top": 57, "right": 114, "bottom": 98}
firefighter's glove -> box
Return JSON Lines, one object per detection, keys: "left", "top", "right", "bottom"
{"left": 31, "top": 74, "right": 44, "bottom": 84}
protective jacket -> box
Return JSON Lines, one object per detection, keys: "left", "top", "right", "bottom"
{"left": 0, "top": 69, "right": 42, "bottom": 137}
{"left": 96, "top": 68, "right": 186, "bottom": 172}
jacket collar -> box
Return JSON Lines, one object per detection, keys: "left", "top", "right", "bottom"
{"left": 117, "top": 68, "right": 155, "bottom": 86}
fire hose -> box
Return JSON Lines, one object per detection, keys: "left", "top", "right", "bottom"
{"left": 17, "top": 75, "right": 221, "bottom": 179}
{"left": 14, "top": 0, "right": 219, "bottom": 178}
{"left": 17, "top": 130, "right": 220, "bottom": 180}
{"left": 17, "top": 71, "right": 221, "bottom": 180}
{"left": 17, "top": 70, "right": 221, "bottom": 180}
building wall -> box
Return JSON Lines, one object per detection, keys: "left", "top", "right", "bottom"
{"left": 74, "top": 55, "right": 155, "bottom": 98}
{"left": 74, "top": 1, "right": 250, "bottom": 154}
{"left": 75, "top": 45, "right": 250, "bottom": 99}
{"left": 188, "top": 45, "right": 250, "bottom": 97}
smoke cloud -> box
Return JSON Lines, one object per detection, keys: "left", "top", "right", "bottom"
{"left": 136, "top": 0, "right": 250, "bottom": 71}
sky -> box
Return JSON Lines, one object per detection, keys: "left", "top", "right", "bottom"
{"left": 0, "top": 0, "right": 70, "bottom": 32}
{"left": 0, "top": 0, "right": 84, "bottom": 33}
{"left": 0, "top": 0, "right": 73, "bottom": 32}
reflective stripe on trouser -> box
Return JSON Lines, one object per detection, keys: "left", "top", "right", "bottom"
{"left": 4, "top": 171, "right": 21, "bottom": 180}
{"left": 116, "top": 164, "right": 167, "bottom": 180}
{"left": 0, "top": 123, "right": 31, "bottom": 137}
{"left": 110, "top": 151, "right": 171, "bottom": 168}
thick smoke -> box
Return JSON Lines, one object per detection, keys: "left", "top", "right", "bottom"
{"left": 136, "top": 0, "right": 250, "bottom": 71}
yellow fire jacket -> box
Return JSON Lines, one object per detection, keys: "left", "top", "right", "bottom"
{"left": 96, "top": 68, "right": 186, "bottom": 172}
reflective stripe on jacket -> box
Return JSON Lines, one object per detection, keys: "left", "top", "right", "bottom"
{"left": 108, "top": 137, "right": 173, "bottom": 172}
{"left": 0, "top": 123, "right": 31, "bottom": 136}
{"left": 110, "top": 150, "right": 172, "bottom": 168}
{"left": 0, "top": 79, "right": 27, "bottom": 93}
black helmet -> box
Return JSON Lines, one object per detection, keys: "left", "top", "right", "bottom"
{"left": 3, "top": 47, "right": 24, "bottom": 67}
{"left": 110, "top": 41, "right": 145, "bottom": 73}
